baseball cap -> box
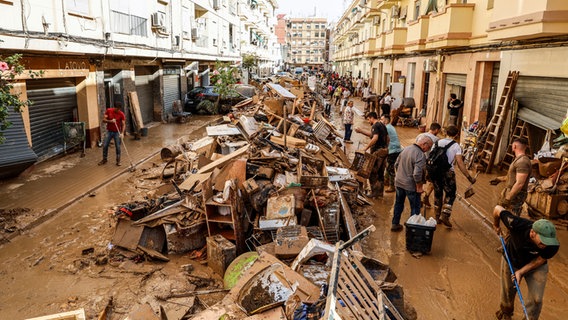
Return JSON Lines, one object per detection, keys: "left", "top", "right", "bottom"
{"left": 532, "top": 219, "right": 559, "bottom": 246}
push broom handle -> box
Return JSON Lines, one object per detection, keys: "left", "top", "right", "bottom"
{"left": 499, "top": 236, "right": 530, "bottom": 320}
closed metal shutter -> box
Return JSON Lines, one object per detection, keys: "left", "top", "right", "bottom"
{"left": 515, "top": 76, "right": 567, "bottom": 130}
{"left": 26, "top": 78, "right": 77, "bottom": 160}
{"left": 135, "top": 75, "right": 154, "bottom": 124}
{"left": 445, "top": 73, "right": 467, "bottom": 87}
{"left": 0, "top": 106, "right": 38, "bottom": 178}
{"left": 163, "top": 75, "right": 180, "bottom": 117}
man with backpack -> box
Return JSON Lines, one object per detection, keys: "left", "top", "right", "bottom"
{"left": 427, "top": 125, "right": 476, "bottom": 227}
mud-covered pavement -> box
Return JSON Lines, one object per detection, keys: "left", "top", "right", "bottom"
{"left": 0, "top": 107, "right": 567, "bottom": 319}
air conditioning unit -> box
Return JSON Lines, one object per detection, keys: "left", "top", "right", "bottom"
{"left": 373, "top": 16, "right": 381, "bottom": 25}
{"left": 423, "top": 59, "right": 437, "bottom": 72}
{"left": 391, "top": 5, "right": 400, "bottom": 18}
{"left": 191, "top": 28, "right": 200, "bottom": 40}
{"left": 213, "top": 0, "right": 220, "bottom": 10}
{"left": 151, "top": 12, "right": 165, "bottom": 27}
{"left": 359, "top": 0, "right": 366, "bottom": 7}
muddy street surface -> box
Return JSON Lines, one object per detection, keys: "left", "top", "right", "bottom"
{"left": 1, "top": 109, "right": 567, "bottom": 319}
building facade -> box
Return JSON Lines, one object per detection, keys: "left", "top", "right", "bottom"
{"left": 332, "top": 0, "right": 568, "bottom": 164}
{"left": 0, "top": 0, "right": 278, "bottom": 176}
{"left": 285, "top": 17, "right": 328, "bottom": 71}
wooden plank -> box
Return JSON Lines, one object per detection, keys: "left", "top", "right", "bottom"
{"left": 138, "top": 245, "right": 170, "bottom": 262}
{"left": 197, "top": 145, "right": 250, "bottom": 173}
{"left": 26, "top": 309, "right": 86, "bottom": 320}
{"left": 270, "top": 135, "right": 306, "bottom": 148}
{"left": 128, "top": 91, "right": 145, "bottom": 130}
{"left": 337, "top": 183, "right": 362, "bottom": 252}
{"left": 267, "top": 83, "right": 296, "bottom": 99}
{"left": 309, "top": 100, "right": 317, "bottom": 120}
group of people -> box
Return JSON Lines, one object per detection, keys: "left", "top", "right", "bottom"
{"left": 342, "top": 95, "right": 558, "bottom": 320}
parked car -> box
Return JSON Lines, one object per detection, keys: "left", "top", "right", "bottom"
{"left": 184, "top": 85, "right": 255, "bottom": 114}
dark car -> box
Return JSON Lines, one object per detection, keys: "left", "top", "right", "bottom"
{"left": 184, "top": 86, "right": 218, "bottom": 111}
{"left": 184, "top": 85, "right": 255, "bottom": 114}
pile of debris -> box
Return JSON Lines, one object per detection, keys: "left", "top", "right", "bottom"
{"left": 50, "top": 79, "right": 417, "bottom": 320}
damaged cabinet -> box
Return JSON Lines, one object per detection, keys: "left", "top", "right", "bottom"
{"left": 205, "top": 189, "right": 244, "bottom": 253}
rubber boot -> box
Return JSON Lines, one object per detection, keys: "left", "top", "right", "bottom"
{"left": 440, "top": 204, "right": 453, "bottom": 228}
{"left": 376, "top": 181, "right": 384, "bottom": 198}
{"left": 366, "top": 181, "right": 382, "bottom": 198}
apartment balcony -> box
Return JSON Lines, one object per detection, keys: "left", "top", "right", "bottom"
{"left": 425, "top": 4, "right": 474, "bottom": 50}
{"left": 383, "top": 27, "right": 407, "bottom": 55}
{"left": 405, "top": 15, "right": 430, "bottom": 52}
{"left": 426, "top": 4, "right": 475, "bottom": 50}
{"left": 488, "top": 0, "right": 568, "bottom": 41}
{"left": 238, "top": 3, "right": 252, "bottom": 21}
{"left": 377, "top": 0, "right": 398, "bottom": 10}
{"left": 360, "top": 0, "right": 382, "bottom": 18}
{"left": 363, "top": 38, "right": 377, "bottom": 57}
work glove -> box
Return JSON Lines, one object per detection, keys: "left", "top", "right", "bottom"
{"left": 467, "top": 175, "right": 476, "bottom": 184}
{"left": 119, "top": 133, "right": 124, "bottom": 140}
{"left": 490, "top": 178, "right": 501, "bottom": 185}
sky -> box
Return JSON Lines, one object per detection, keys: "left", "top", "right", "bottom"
{"left": 275, "top": 0, "right": 347, "bottom": 22}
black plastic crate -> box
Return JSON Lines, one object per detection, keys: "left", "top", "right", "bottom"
{"left": 405, "top": 223, "right": 436, "bottom": 253}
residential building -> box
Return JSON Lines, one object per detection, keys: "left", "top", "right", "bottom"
{"left": 332, "top": 0, "right": 568, "bottom": 166}
{"left": 0, "top": 0, "right": 277, "bottom": 177}
{"left": 286, "top": 17, "right": 328, "bottom": 71}
{"left": 275, "top": 14, "right": 288, "bottom": 71}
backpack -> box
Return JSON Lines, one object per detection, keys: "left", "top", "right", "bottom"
{"left": 426, "top": 140, "right": 456, "bottom": 177}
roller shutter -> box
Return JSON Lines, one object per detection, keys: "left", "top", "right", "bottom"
{"left": 163, "top": 75, "right": 180, "bottom": 117}
{"left": 445, "top": 73, "right": 467, "bottom": 87}
{"left": 135, "top": 75, "right": 154, "bottom": 124}
{"left": 26, "top": 78, "right": 77, "bottom": 160}
{"left": 0, "top": 106, "right": 38, "bottom": 178}
{"left": 515, "top": 76, "right": 567, "bottom": 130}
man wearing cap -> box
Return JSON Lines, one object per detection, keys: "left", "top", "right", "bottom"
{"left": 493, "top": 205, "right": 560, "bottom": 320}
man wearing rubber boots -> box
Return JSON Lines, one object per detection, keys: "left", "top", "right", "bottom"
{"left": 355, "top": 112, "right": 389, "bottom": 198}
{"left": 490, "top": 138, "right": 531, "bottom": 216}
{"left": 493, "top": 205, "right": 560, "bottom": 320}
{"left": 431, "top": 125, "right": 475, "bottom": 227}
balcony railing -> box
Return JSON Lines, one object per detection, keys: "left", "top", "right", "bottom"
{"left": 383, "top": 27, "right": 407, "bottom": 55}
{"left": 425, "top": 4, "right": 474, "bottom": 50}
{"left": 488, "top": 0, "right": 568, "bottom": 41}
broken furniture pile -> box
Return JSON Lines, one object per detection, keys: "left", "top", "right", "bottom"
{"left": 98, "top": 80, "right": 415, "bottom": 319}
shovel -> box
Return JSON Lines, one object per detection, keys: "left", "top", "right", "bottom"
{"left": 464, "top": 172, "right": 479, "bottom": 199}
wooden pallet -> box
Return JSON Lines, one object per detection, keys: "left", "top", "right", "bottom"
{"left": 479, "top": 71, "right": 519, "bottom": 173}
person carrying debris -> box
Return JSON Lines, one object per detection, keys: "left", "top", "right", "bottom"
{"left": 417, "top": 122, "right": 442, "bottom": 208}
{"left": 390, "top": 134, "right": 433, "bottom": 232}
{"left": 355, "top": 112, "right": 389, "bottom": 198}
{"left": 428, "top": 125, "right": 476, "bottom": 227}
{"left": 490, "top": 138, "right": 531, "bottom": 216}
{"left": 381, "top": 114, "right": 403, "bottom": 193}
{"left": 493, "top": 205, "right": 559, "bottom": 320}
{"left": 98, "top": 102, "right": 126, "bottom": 166}
{"left": 343, "top": 100, "right": 354, "bottom": 144}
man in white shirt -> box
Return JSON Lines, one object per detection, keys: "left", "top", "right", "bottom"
{"left": 431, "top": 125, "right": 476, "bottom": 228}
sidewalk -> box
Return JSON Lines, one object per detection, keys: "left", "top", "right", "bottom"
{"left": 0, "top": 115, "right": 218, "bottom": 241}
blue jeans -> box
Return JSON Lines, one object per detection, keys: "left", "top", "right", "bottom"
{"left": 344, "top": 123, "right": 352, "bottom": 141}
{"left": 500, "top": 257, "right": 548, "bottom": 319}
{"left": 102, "top": 131, "right": 121, "bottom": 161}
{"left": 392, "top": 187, "right": 421, "bottom": 226}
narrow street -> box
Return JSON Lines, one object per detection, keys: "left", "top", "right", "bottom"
{"left": 0, "top": 99, "right": 567, "bottom": 319}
